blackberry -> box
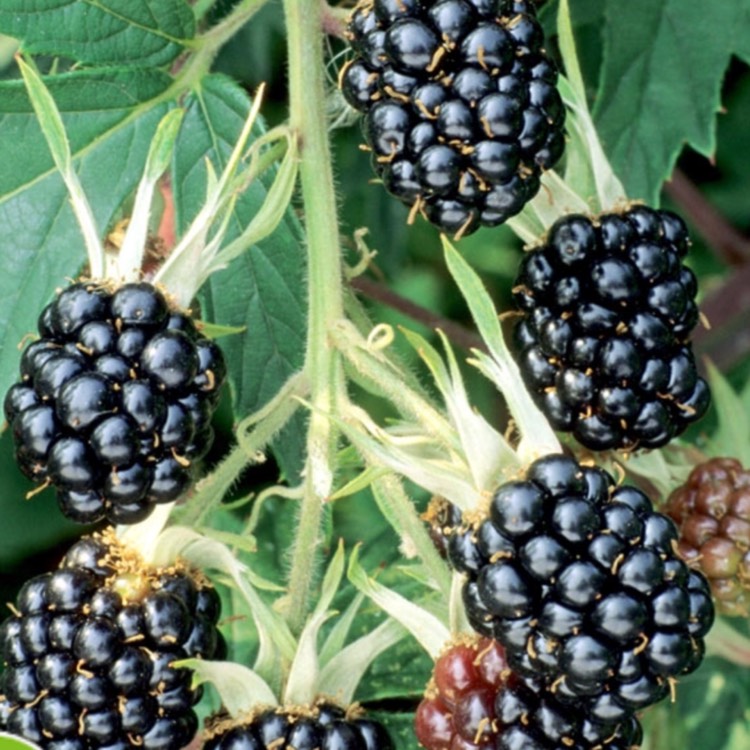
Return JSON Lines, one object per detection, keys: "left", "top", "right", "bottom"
{"left": 341, "top": 0, "right": 565, "bottom": 236}
{"left": 203, "top": 701, "right": 393, "bottom": 750}
{"left": 665, "top": 457, "right": 750, "bottom": 616}
{"left": 512, "top": 206, "right": 709, "bottom": 451}
{"left": 0, "top": 531, "right": 224, "bottom": 750}
{"left": 4, "top": 281, "right": 226, "bottom": 525}
{"left": 415, "top": 636, "right": 642, "bottom": 750}
{"left": 451, "top": 454, "right": 713, "bottom": 723}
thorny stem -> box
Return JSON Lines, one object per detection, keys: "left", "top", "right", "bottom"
{"left": 283, "top": 0, "right": 346, "bottom": 637}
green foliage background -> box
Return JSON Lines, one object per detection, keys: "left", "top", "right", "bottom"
{"left": 0, "top": 0, "right": 749, "bottom": 747}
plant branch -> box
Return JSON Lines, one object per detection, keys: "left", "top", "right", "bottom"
{"left": 665, "top": 168, "right": 750, "bottom": 266}
{"left": 283, "top": 0, "right": 346, "bottom": 637}
{"left": 176, "top": 0, "right": 270, "bottom": 90}
{"left": 350, "top": 276, "right": 489, "bottom": 354}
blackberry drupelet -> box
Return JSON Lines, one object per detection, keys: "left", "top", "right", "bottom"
{"left": 204, "top": 701, "right": 393, "bottom": 750}
{"left": 415, "top": 636, "right": 642, "bottom": 750}
{"left": 512, "top": 206, "right": 709, "bottom": 451}
{"left": 424, "top": 496, "right": 464, "bottom": 559}
{"left": 4, "top": 280, "right": 227, "bottom": 524}
{"left": 451, "top": 454, "right": 714, "bottom": 724}
{"left": 340, "top": 0, "right": 565, "bottom": 236}
{"left": 0, "top": 531, "right": 225, "bottom": 750}
{"left": 665, "top": 456, "right": 750, "bottom": 616}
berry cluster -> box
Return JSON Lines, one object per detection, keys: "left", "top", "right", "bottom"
{"left": 0, "top": 532, "right": 225, "bottom": 750}
{"left": 415, "top": 636, "right": 642, "bottom": 750}
{"left": 446, "top": 455, "right": 713, "bottom": 726}
{"left": 4, "top": 280, "right": 226, "bottom": 525}
{"left": 665, "top": 457, "right": 750, "bottom": 616}
{"left": 204, "top": 701, "right": 393, "bottom": 750}
{"left": 341, "top": 0, "right": 565, "bottom": 236}
{"left": 512, "top": 206, "right": 709, "bottom": 451}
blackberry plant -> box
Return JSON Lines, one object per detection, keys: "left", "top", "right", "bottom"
{"left": 1, "top": 1, "right": 749, "bottom": 750}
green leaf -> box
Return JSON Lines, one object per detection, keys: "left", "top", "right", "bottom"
{"left": 0, "top": 0, "right": 195, "bottom": 67}
{"left": 368, "top": 712, "right": 421, "bottom": 750}
{"left": 0, "top": 68, "right": 171, "bottom": 407}
{"left": 176, "top": 76, "right": 307, "bottom": 480}
{"left": 594, "top": 0, "right": 744, "bottom": 203}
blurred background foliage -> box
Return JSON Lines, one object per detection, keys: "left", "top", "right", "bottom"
{"left": 1, "top": 0, "right": 750, "bottom": 746}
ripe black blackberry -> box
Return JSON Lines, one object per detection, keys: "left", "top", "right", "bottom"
{"left": 4, "top": 280, "right": 227, "bottom": 524}
{"left": 450, "top": 454, "right": 714, "bottom": 725}
{"left": 340, "top": 0, "right": 565, "bottom": 236}
{"left": 0, "top": 531, "right": 225, "bottom": 750}
{"left": 665, "top": 456, "right": 750, "bottom": 616}
{"left": 203, "top": 700, "right": 393, "bottom": 750}
{"left": 512, "top": 206, "right": 709, "bottom": 451}
{"left": 415, "top": 635, "right": 642, "bottom": 750}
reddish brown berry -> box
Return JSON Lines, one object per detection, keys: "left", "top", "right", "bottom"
{"left": 666, "top": 457, "right": 750, "bottom": 615}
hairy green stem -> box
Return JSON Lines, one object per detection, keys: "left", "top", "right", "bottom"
{"left": 283, "top": 0, "right": 345, "bottom": 637}
{"left": 172, "top": 0, "right": 270, "bottom": 93}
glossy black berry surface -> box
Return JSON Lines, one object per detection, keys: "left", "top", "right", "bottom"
{"left": 4, "top": 281, "right": 227, "bottom": 524}
{"left": 341, "top": 0, "right": 565, "bottom": 235}
{"left": 204, "top": 703, "right": 393, "bottom": 750}
{"left": 513, "top": 206, "right": 709, "bottom": 450}
{"left": 449, "top": 454, "right": 714, "bottom": 723}
{"left": 415, "top": 636, "right": 642, "bottom": 750}
{"left": 0, "top": 532, "right": 223, "bottom": 750}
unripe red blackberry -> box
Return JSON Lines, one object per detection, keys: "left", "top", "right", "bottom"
{"left": 204, "top": 700, "right": 393, "bottom": 750}
{"left": 415, "top": 635, "right": 642, "bottom": 750}
{"left": 665, "top": 457, "right": 750, "bottom": 616}
{"left": 340, "top": 0, "right": 565, "bottom": 236}
{"left": 512, "top": 206, "right": 709, "bottom": 451}
{"left": 0, "top": 531, "right": 224, "bottom": 750}
{"left": 448, "top": 455, "right": 713, "bottom": 724}
{"left": 4, "top": 280, "right": 227, "bottom": 525}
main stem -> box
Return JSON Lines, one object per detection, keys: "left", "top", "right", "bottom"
{"left": 283, "top": 0, "right": 345, "bottom": 636}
